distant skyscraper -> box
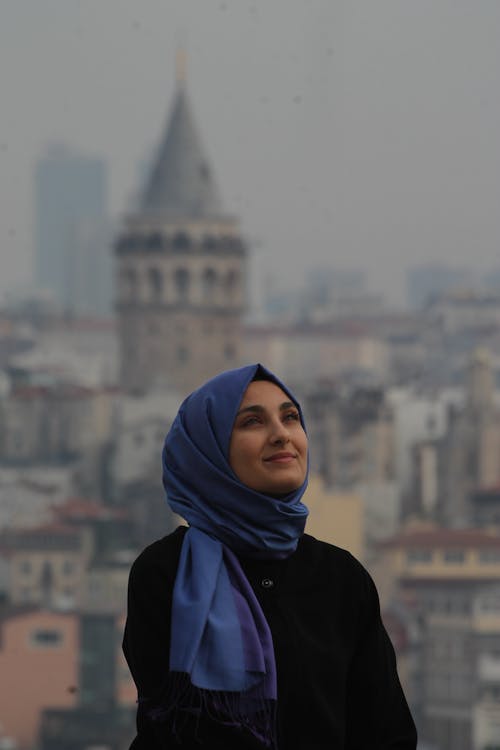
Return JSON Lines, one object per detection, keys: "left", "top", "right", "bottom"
{"left": 35, "top": 144, "right": 110, "bottom": 314}
{"left": 114, "top": 56, "right": 247, "bottom": 394}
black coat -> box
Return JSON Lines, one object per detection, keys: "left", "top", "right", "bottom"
{"left": 123, "top": 526, "right": 417, "bottom": 749}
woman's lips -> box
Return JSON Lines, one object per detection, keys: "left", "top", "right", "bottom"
{"left": 264, "top": 452, "right": 296, "bottom": 463}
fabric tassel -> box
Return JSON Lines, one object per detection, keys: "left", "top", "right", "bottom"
{"left": 141, "top": 671, "right": 278, "bottom": 748}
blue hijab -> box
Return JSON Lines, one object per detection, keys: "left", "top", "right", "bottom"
{"left": 161, "top": 363, "right": 309, "bottom": 746}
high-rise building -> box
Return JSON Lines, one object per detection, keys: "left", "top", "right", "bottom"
{"left": 114, "top": 59, "right": 246, "bottom": 394}
{"left": 35, "top": 144, "right": 110, "bottom": 314}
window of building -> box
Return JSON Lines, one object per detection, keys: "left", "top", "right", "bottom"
{"left": 19, "top": 559, "right": 32, "bottom": 575}
{"left": 62, "top": 560, "right": 75, "bottom": 576}
{"left": 30, "top": 628, "right": 63, "bottom": 647}
{"left": 407, "top": 548, "right": 433, "bottom": 564}
{"left": 479, "top": 549, "right": 500, "bottom": 564}
{"left": 443, "top": 549, "right": 465, "bottom": 564}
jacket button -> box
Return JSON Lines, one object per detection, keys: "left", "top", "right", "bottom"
{"left": 261, "top": 578, "right": 274, "bottom": 589}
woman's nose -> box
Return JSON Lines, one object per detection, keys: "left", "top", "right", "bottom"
{"left": 270, "top": 420, "right": 290, "bottom": 445}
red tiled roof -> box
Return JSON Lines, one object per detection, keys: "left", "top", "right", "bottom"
{"left": 55, "top": 498, "right": 128, "bottom": 521}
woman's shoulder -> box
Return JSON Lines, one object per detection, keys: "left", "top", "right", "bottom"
{"left": 297, "top": 533, "right": 380, "bottom": 614}
{"left": 130, "top": 524, "right": 188, "bottom": 578}
{"left": 298, "top": 532, "right": 372, "bottom": 584}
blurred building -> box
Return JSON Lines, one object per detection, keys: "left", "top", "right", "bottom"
{"left": 115, "top": 59, "right": 246, "bottom": 394}
{"left": 0, "top": 493, "right": 137, "bottom": 749}
{"left": 35, "top": 143, "right": 110, "bottom": 315}
{"left": 304, "top": 474, "right": 364, "bottom": 561}
{"left": 388, "top": 386, "right": 461, "bottom": 521}
{"left": 428, "top": 289, "right": 500, "bottom": 337}
{"left": 0, "top": 465, "right": 75, "bottom": 532}
{"left": 0, "top": 382, "right": 117, "bottom": 466}
{"left": 108, "top": 389, "right": 180, "bottom": 545}
{"left": 243, "top": 321, "right": 389, "bottom": 384}
{"left": 0, "top": 523, "right": 90, "bottom": 608}
{"left": 0, "top": 607, "right": 79, "bottom": 748}
{"left": 379, "top": 525, "right": 500, "bottom": 750}
{"left": 470, "top": 485, "right": 500, "bottom": 527}
{"left": 482, "top": 267, "right": 500, "bottom": 293}
{"left": 0, "top": 497, "right": 135, "bottom": 608}
{"left": 401, "top": 350, "right": 500, "bottom": 527}
{"left": 264, "top": 265, "right": 386, "bottom": 323}
{"left": 0, "top": 605, "right": 134, "bottom": 750}
{"left": 406, "top": 264, "right": 474, "bottom": 310}
{"left": 5, "top": 315, "right": 119, "bottom": 388}
{"left": 304, "top": 381, "right": 394, "bottom": 490}
{"left": 437, "top": 349, "right": 500, "bottom": 526}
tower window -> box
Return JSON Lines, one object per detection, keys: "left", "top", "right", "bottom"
{"left": 148, "top": 267, "right": 163, "bottom": 301}
{"left": 147, "top": 233, "right": 163, "bottom": 251}
{"left": 173, "top": 232, "right": 191, "bottom": 250}
{"left": 174, "top": 268, "right": 190, "bottom": 302}
{"left": 203, "top": 235, "right": 216, "bottom": 250}
{"left": 225, "top": 269, "right": 239, "bottom": 302}
{"left": 202, "top": 268, "right": 217, "bottom": 302}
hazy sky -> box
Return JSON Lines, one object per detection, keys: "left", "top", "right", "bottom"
{"left": 1, "top": 0, "right": 500, "bottom": 306}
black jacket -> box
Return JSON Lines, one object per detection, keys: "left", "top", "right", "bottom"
{"left": 123, "top": 526, "right": 417, "bottom": 749}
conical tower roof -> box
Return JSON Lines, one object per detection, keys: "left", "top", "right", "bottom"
{"left": 140, "top": 74, "right": 224, "bottom": 219}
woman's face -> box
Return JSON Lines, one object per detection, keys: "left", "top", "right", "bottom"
{"left": 229, "top": 380, "right": 308, "bottom": 495}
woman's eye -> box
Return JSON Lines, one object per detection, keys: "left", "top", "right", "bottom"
{"left": 241, "top": 416, "right": 261, "bottom": 427}
{"left": 284, "top": 411, "right": 300, "bottom": 422}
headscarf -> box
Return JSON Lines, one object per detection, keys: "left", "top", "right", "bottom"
{"left": 160, "top": 363, "right": 309, "bottom": 746}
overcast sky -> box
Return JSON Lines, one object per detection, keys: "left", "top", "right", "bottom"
{"left": 1, "top": 0, "right": 500, "bottom": 306}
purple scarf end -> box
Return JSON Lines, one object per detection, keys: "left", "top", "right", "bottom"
{"left": 142, "top": 671, "right": 278, "bottom": 748}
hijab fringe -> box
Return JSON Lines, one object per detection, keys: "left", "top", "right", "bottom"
{"left": 141, "top": 671, "right": 278, "bottom": 748}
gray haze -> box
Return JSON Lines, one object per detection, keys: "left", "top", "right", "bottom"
{"left": 1, "top": 0, "right": 500, "bottom": 305}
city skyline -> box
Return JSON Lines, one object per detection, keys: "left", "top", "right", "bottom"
{"left": 2, "top": 1, "right": 500, "bottom": 307}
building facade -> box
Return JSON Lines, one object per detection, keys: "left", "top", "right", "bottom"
{"left": 379, "top": 526, "right": 500, "bottom": 750}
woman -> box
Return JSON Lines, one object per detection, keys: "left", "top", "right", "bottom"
{"left": 123, "top": 363, "right": 417, "bottom": 749}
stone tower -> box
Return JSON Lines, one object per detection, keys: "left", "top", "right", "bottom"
{"left": 115, "top": 59, "right": 246, "bottom": 394}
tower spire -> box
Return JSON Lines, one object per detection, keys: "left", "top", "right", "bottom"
{"left": 175, "top": 47, "right": 187, "bottom": 87}
{"left": 139, "top": 50, "right": 223, "bottom": 218}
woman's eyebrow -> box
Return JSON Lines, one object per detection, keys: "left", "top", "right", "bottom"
{"left": 235, "top": 404, "right": 264, "bottom": 417}
{"left": 235, "top": 401, "right": 295, "bottom": 417}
